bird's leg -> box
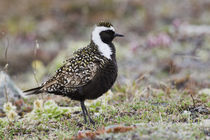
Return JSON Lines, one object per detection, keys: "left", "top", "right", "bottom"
{"left": 80, "top": 101, "right": 87, "bottom": 124}
{"left": 81, "top": 101, "right": 95, "bottom": 125}
{"left": 83, "top": 102, "right": 95, "bottom": 125}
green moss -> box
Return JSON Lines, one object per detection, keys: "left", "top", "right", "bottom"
{"left": 0, "top": 83, "right": 209, "bottom": 139}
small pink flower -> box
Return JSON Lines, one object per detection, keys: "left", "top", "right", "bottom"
{"left": 130, "top": 42, "right": 139, "bottom": 53}
{"left": 172, "top": 19, "right": 182, "bottom": 29}
{"left": 146, "top": 33, "right": 171, "bottom": 48}
{"left": 157, "top": 33, "right": 171, "bottom": 47}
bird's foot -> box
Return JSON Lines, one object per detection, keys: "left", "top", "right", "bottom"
{"left": 84, "top": 119, "right": 87, "bottom": 124}
{"left": 89, "top": 118, "right": 95, "bottom": 125}
{"left": 83, "top": 118, "right": 95, "bottom": 125}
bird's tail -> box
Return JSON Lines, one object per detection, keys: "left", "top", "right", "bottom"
{"left": 24, "top": 86, "right": 43, "bottom": 95}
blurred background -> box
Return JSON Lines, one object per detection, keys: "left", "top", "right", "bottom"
{"left": 0, "top": 0, "right": 210, "bottom": 91}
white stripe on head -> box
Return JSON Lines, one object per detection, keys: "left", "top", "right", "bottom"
{"left": 92, "top": 26, "right": 115, "bottom": 59}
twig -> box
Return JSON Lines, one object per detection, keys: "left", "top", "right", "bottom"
{"left": 4, "top": 85, "right": 8, "bottom": 102}
{"left": 32, "top": 40, "right": 40, "bottom": 86}
{"left": 190, "top": 94, "right": 196, "bottom": 108}
{"left": 33, "top": 40, "right": 43, "bottom": 99}
{"left": 3, "top": 36, "right": 9, "bottom": 72}
{"left": 3, "top": 36, "right": 10, "bottom": 103}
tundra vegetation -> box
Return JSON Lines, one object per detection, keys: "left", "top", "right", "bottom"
{"left": 0, "top": 0, "right": 209, "bottom": 139}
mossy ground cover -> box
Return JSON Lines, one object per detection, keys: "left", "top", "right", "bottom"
{"left": 0, "top": 82, "right": 209, "bottom": 139}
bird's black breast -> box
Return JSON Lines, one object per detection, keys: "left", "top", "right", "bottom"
{"left": 81, "top": 60, "right": 118, "bottom": 100}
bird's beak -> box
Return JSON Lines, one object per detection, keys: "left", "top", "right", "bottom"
{"left": 114, "top": 33, "right": 124, "bottom": 37}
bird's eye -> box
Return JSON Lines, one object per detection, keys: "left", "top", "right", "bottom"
{"left": 100, "top": 30, "right": 115, "bottom": 43}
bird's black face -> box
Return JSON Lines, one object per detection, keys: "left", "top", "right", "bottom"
{"left": 100, "top": 30, "right": 124, "bottom": 44}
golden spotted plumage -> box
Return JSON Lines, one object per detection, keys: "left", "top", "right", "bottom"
{"left": 41, "top": 42, "right": 109, "bottom": 94}
{"left": 97, "top": 21, "right": 113, "bottom": 27}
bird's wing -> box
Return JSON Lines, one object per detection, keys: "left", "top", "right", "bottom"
{"left": 41, "top": 53, "right": 99, "bottom": 93}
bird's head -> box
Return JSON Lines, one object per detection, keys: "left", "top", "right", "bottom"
{"left": 92, "top": 22, "right": 124, "bottom": 44}
{"left": 91, "top": 22, "right": 123, "bottom": 59}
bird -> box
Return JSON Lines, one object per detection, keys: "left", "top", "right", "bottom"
{"left": 24, "top": 22, "right": 124, "bottom": 124}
